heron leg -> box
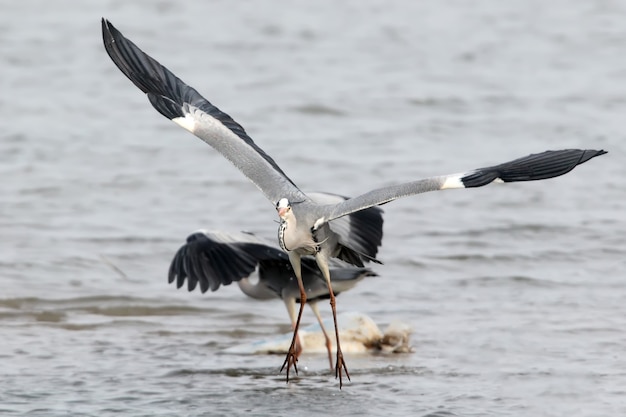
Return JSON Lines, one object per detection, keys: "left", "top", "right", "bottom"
{"left": 315, "top": 253, "right": 350, "bottom": 388}
{"left": 280, "top": 252, "right": 307, "bottom": 383}
{"left": 308, "top": 301, "right": 334, "bottom": 371}
{"left": 284, "top": 298, "right": 303, "bottom": 358}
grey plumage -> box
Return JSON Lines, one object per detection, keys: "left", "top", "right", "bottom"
{"left": 168, "top": 229, "right": 376, "bottom": 369}
{"left": 168, "top": 229, "right": 375, "bottom": 302}
{"left": 102, "top": 18, "right": 607, "bottom": 388}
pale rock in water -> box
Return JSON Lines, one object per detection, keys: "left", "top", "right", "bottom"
{"left": 224, "top": 312, "right": 413, "bottom": 355}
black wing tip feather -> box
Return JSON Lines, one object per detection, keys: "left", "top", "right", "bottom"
{"left": 579, "top": 149, "right": 607, "bottom": 163}
{"left": 102, "top": 19, "right": 300, "bottom": 188}
{"left": 101, "top": 18, "right": 114, "bottom": 44}
{"left": 102, "top": 18, "right": 122, "bottom": 50}
{"left": 101, "top": 19, "right": 140, "bottom": 89}
{"left": 102, "top": 18, "right": 187, "bottom": 121}
{"left": 102, "top": 18, "right": 235, "bottom": 125}
{"left": 461, "top": 148, "right": 607, "bottom": 188}
{"left": 167, "top": 232, "right": 263, "bottom": 295}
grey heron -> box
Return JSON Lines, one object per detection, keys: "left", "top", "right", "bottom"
{"left": 168, "top": 228, "right": 377, "bottom": 369}
{"left": 101, "top": 19, "right": 607, "bottom": 388}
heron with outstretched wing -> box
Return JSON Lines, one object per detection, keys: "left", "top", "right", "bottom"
{"left": 102, "top": 19, "right": 607, "bottom": 388}
{"left": 169, "top": 228, "right": 376, "bottom": 369}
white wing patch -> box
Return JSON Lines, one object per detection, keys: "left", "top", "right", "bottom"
{"left": 172, "top": 113, "right": 196, "bottom": 133}
{"left": 441, "top": 174, "right": 465, "bottom": 190}
{"left": 313, "top": 217, "right": 326, "bottom": 230}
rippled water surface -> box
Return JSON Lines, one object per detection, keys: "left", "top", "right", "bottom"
{"left": 1, "top": 1, "right": 625, "bottom": 416}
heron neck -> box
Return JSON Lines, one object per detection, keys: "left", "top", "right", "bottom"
{"left": 278, "top": 212, "right": 297, "bottom": 252}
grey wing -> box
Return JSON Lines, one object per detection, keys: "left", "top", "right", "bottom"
{"left": 102, "top": 19, "right": 306, "bottom": 205}
{"left": 169, "top": 230, "right": 376, "bottom": 303}
{"left": 308, "top": 192, "right": 384, "bottom": 265}
{"left": 168, "top": 230, "right": 288, "bottom": 293}
{"left": 319, "top": 149, "right": 607, "bottom": 223}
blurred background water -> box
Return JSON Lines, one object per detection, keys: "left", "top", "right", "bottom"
{"left": 1, "top": 1, "right": 624, "bottom": 416}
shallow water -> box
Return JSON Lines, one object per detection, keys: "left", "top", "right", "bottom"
{"left": 1, "top": 1, "right": 625, "bottom": 416}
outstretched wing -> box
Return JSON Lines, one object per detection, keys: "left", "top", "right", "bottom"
{"left": 102, "top": 19, "right": 307, "bottom": 206}
{"left": 168, "top": 230, "right": 376, "bottom": 301}
{"left": 168, "top": 230, "right": 286, "bottom": 293}
{"left": 318, "top": 149, "right": 607, "bottom": 224}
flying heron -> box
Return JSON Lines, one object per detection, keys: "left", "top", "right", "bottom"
{"left": 101, "top": 19, "right": 607, "bottom": 388}
{"left": 169, "top": 228, "right": 377, "bottom": 369}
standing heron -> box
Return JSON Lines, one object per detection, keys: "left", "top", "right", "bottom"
{"left": 169, "top": 228, "right": 377, "bottom": 368}
{"left": 101, "top": 19, "right": 607, "bottom": 388}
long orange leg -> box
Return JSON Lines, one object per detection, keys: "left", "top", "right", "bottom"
{"left": 284, "top": 298, "right": 304, "bottom": 359}
{"left": 315, "top": 254, "right": 349, "bottom": 389}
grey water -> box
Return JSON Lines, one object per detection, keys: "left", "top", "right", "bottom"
{"left": 1, "top": 1, "right": 625, "bottom": 416}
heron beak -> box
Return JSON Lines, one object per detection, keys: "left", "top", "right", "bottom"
{"left": 277, "top": 207, "right": 288, "bottom": 218}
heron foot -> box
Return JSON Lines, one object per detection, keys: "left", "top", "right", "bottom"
{"left": 335, "top": 349, "right": 350, "bottom": 389}
{"left": 280, "top": 340, "right": 299, "bottom": 383}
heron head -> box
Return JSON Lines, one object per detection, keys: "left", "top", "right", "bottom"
{"left": 276, "top": 198, "right": 291, "bottom": 219}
